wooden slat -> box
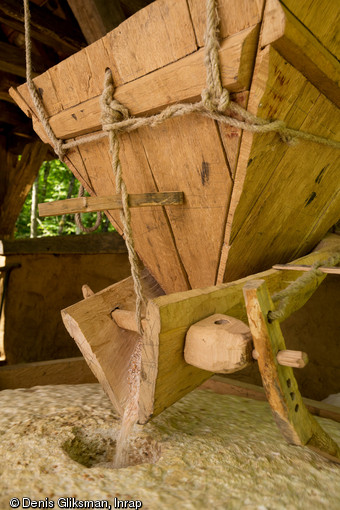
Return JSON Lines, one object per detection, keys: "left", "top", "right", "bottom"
{"left": 243, "top": 279, "right": 340, "bottom": 463}
{"left": 200, "top": 376, "right": 340, "bottom": 424}
{"left": 38, "top": 192, "right": 184, "bottom": 217}
{"left": 0, "top": 357, "right": 96, "bottom": 389}
{"left": 261, "top": 0, "right": 340, "bottom": 107}
{"left": 218, "top": 45, "right": 340, "bottom": 283}
{"left": 187, "top": 0, "right": 264, "bottom": 47}
{"left": 0, "top": 0, "right": 85, "bottom": 55}
{"left": 138, "top": 234, "right": 339, "bottom": 423}
{"left": 12, "top": 24, "right": 259, "bottom": 141}
{"left": 273, "top": 264, "right": 340, "bottom": 275}
{"left": 0, "top": 232, "right": 127, "bottom": 255}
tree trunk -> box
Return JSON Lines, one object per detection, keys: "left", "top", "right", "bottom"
{"left": 30, "top": 176, "right": 39, "bottom": 238}
{"left": 58, "top": 173, "right": 76, "bottom": 235}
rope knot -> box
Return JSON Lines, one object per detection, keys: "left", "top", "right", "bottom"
{"left": 201, "top": 87, "right": 230, "bottom": 113}
{"left": 101, "top": 69, "right": 130, "bottom": 130}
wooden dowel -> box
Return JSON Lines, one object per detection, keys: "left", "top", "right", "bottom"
{"left": 39, "top": 192, "right": 184, "bottom": 217}
{"left": 111, "top": 308, "right": 147, "bottom": 333}
{"left": 276, "top": 349, "right": 309, "bottom": 368}
{"left": 273, "top": 264, "right": 340, "bottom": 275}
{"left": 252, "top": 348, "right": 309, "bottom": 368}
{"left": 82, "top": 284, "right": 94, "bottom": 299}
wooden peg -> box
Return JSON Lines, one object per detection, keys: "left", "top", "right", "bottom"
{"left": 253, "top": 349, "right": 309, "bottom": 368}
{"left": 82, "top": 284, "right": 94, "bottom": 299}
{"left": 276, "top": 350, "right": 309, "bottom": 368}
{"left": 111, "top": 308, "right": 147, "bottom": 333}
{"left": 184, "top": 314, "right": 253, "bottom": 374}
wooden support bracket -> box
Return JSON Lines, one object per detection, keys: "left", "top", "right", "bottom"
{"left": 39, "top": 192, "right": 184, "bottom": 217}
{"left": 243, "top": 279, "right": 340, "bottom": 464}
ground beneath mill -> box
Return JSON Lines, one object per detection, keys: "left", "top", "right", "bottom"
{"left": 0, "top": 384, "right": 340, "bottom": 510}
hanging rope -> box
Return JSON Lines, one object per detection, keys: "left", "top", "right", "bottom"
{"left": 268, "top": 252, "right": 340, "bottom": 322}
{"left": 74, "top": 185, "right": 102, "bottom": 233}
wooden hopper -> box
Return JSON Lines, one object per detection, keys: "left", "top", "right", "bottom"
{"left": 10, "top": 0, "right": 340, "bottom": 294}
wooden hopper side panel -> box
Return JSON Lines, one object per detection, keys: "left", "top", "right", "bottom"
{"left": 218, "top": 46, "right": 340, "bottom": 283}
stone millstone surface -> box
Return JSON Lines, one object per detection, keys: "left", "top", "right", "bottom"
{"left": 1, "top": 384, "right": 340, "bottom": 509}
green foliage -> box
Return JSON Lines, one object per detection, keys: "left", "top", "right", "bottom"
{"left": 15, "top": 159, "right": 114, "bottom": 238}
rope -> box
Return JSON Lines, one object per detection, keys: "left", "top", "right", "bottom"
{"left": 23, "top": 0, "right": 66, "bottom": 161}
{"left": 101, "top": 70, "right": 146, "bottom": 335}
{"left": 74, "top": 185, "right": 102, "bottom": 233}
{"left": 268, "top": 252, "right": 340, "bottom": 322}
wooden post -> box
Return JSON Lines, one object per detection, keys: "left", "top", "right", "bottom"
{"left": 243, "top": 279, "right": 340, "bottom": 464}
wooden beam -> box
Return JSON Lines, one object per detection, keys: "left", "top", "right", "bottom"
{"left": 0, "top": 232, "right": 127, "bottom": 255}
{"left": 67, "top": 0, "right": 126, "bottom": 44}
{"left": 261, "top": 0, "right": 340, "bottom": 107}
{"left": 38, "top": 192, "right": 184, "bottom": 217}
{"left": 200, "top": 376, "right": 340, "bottom": 424}
{"left": 0, "top": 0, "right": 86, "bottom": 55}
{"left": 243, "top": 279, "right": 340, "bottom": 463}
{"left": 0, "top": 41, "right": 46, "bottom": 78}
{"left": 12, "top": 24, "right": 259, "bottom": 141}
{"left": 0, "top": 101, "right": 30, "bottom": 126}
{"left": 0, "top": 357, "right": 96, "bottom": 389}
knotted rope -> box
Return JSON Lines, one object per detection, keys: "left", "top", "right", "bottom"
{"left": 24, "top": 0, "right": 340, "bottom": 334}
{"left": 268, "top": 252, "right": 340, "bottom": 322}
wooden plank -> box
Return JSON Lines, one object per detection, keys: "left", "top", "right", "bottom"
{"left": 187, "top": 0, "right": 264, "bottom": 47}
{"left": 67, "top": 0, "right": 125, "bottom": 44}
{"left": 0, "top": 357, "right": 96, "bottom": 389}
{"left": 38, "top": 192, "right": 184, "bottom": 217}
{"left": 132, "top": 114, "right": 233, "bottom": 289}
{"left": 243, "top": 279, "right": 340, "bottom": 463}
{"left": 261, "top": 0, "right": 340, "bottom": 107}
{"left": 61, "top": 270, "right": 164, "bottom": 417}
{"left": 218, "top": 46, "right": 340, "bottom": 283}
{"left": 0, "top": 232, "right": 127, "bottom": 255}
{"left": 138, "top": 234, "right": 340, "bottom": 423}
{"left": 273, "top": 264, "right": 340, "bottom": 275}
{"left": 0, "top": 41, "right": 45, "bottom": 78}
{"left": 13, "top": 24, "right": 259, "bottom": 141}
{"left": 201, "top": 376, "right": 340, "bottom": 424}
{"left": 0, "top": 140, "right": 48, "bottom": 237}
{"left": 282, "top": 0, "right": 340, "bottom": 60}
{"left": 0, "top": 0, "right": 86, "bottom": 55}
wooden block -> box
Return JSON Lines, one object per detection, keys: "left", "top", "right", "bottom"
{"left": 38, "top": 192, "right": 184, "bottom": 217}
{"left": 184, "top": 314, "right": 253, "bottom": 373}
{"left": 243, "top": 279, "right": 340, "bottom": 463}
{"left": 276, "top": 350, "right": 309, "bottom": 369}
{"left": 138, "top": 234, "right": 339, "bottom": 423}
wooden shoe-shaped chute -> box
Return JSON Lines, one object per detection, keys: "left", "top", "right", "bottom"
{"left": 243, "top": 279, "right": 340, "bottom": 464}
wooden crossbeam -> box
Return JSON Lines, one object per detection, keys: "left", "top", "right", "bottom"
{"left": 0, "top": 0, "right": 85, "bottom": 55}
{"left": 0, "top": 41, "right": 45, "bottom": 78}
{"left": 200, "top": 376, "right": 340, "bottom": 424}
{"left": 39, "top": 192, "right": 184, "bottom": 217}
